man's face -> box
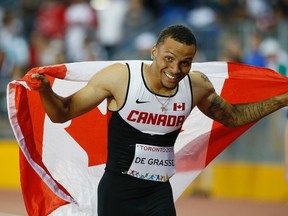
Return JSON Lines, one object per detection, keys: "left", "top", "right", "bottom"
{"left": 151, "top": 37, "right": 196, "bottom": 90}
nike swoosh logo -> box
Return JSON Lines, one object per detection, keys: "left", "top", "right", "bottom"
{"left": 136, "top": 99, "right": 150, "bottom": 104}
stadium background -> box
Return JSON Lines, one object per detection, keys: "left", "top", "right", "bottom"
{"left": 1, "top": 0, "right": 288, "bottom": 215}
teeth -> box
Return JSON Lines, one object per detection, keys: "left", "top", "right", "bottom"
{"left": 165, "top": 72, "right": 176, "bottom": 79}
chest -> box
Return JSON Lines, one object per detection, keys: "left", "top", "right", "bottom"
{"left": 119, "top": 70, "right": 192, "bottom": 134}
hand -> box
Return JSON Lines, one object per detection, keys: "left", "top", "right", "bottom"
{"left": 30, "top": 73, "right": 50, "bottom": 91}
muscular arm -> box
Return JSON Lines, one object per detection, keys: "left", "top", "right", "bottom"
{"left": 191, "top": 71, "right": 288, "bottom": 128}
{"left": 32, "top": 63, "right": 128, "bottom": 123}
{"left": 204, "top": 91, "right": 287, "bottom": 127}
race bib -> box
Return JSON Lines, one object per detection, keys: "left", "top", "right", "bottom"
{"left": 127, "top": 144, "right": 175, "bottom": 182}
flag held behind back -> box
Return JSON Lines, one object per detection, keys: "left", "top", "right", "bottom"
{"left": 7, "top": 61, "right": 288, "bottom": 215}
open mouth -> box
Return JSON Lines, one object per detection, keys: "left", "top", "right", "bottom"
{"left": 164, "top": 72, "right": 177, "bottom": 80}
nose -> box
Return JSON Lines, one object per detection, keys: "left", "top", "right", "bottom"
{"left": 169, "top": 62, "right": 180, "bottom": 74}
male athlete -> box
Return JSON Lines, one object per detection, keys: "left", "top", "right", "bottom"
{"left": 32, "top": 24, "right": 288, "bottom": 216}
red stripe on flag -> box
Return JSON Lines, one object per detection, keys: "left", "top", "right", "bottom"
{"left": 14, "top": 77, "right": 73, "bottom": 215}
{"left": 20, "top": 152, "right": 69, "bottom": 216}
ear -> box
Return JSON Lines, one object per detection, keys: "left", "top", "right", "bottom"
{"left": 151, "top": 44, "right": 157, "bottom": 60}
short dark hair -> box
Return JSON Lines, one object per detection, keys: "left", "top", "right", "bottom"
{"left": 156, "top": 24, "right": 197, "bottom": 48}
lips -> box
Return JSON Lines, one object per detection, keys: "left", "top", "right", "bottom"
{"left": 164, "top": 72, "right": 177, "bottom": 80}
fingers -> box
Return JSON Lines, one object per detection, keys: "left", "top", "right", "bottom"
{"left": 31, "top": 73, "right": 45, "bottom": 80}
{"left": 31, "top": 73, "right": 48, "bottom": 84}
{"left": 29, "top": 73, "right": 50, "bottom": 91}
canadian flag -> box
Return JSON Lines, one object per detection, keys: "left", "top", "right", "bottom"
{"left": 173, "top": 102, "right": 185, "bottom": 111}
{"left": 7, "top": 61, "right": 288, "bottom": 215}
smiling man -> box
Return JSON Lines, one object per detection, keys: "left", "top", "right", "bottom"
{"left": 31, "top": 24, "right": 288, "bottom": 216}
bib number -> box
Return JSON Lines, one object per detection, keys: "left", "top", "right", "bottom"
{"left": 127, "top": 144, "right": 175, "bottom": 182}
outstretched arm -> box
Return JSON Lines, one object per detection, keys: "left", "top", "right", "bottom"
{"left": 191, "top": 71, "right": 288, "bottom": 128}
{"left": 201, "top": 91, "right": 287, "bottom": 127}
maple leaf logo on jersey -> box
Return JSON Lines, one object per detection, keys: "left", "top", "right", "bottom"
{"left": 173, "top": 103, "right": 185, "bottom": 111}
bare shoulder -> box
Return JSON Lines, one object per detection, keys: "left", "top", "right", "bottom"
{"left": 87, "top": 62, "right": 129, "bottom": 110}
{"left": 89, "top": 62, "right": 129, "bottom": 88}
{"left": 92, "top": 62, "right": 128, "bottom": 79}
{"left": 189, "top": 70, "right": 214, "bottom": 89}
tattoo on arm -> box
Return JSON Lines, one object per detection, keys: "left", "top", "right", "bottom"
{"left": 207, "top": 94, "right": 282, "bottom": 127}
{"left": 200, "top": 73, "right": 211, "bottom": 83}
{"left": 239, "top": 99, "right": 280, "bottom": 124}
{"left": 207, "top": 94, "right": 237, "bottom": 124}
{"left": 241, "top": 104, "right": 264, "bottom": 123}
{"left": 195, "top": 71, "right": 285, "bottom": 127}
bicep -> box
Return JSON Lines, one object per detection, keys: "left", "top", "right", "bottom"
{"left": 67, "top": 63, "right": 127, "bottom": 118}
{"left": 197, "top": 91, "right": 235, "bottom": 124}
{"left": 191, "top": 71, "right": 236, "bottom": 126}
{"left": 66, "top": 69, "right": 114, "bottom": 119}
{"left": 68, "top": 82, "right": 110, "bottom": 118}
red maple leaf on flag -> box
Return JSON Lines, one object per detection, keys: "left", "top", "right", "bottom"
{"left": 65, "top": 107, "right": 109, "bottom": 167}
